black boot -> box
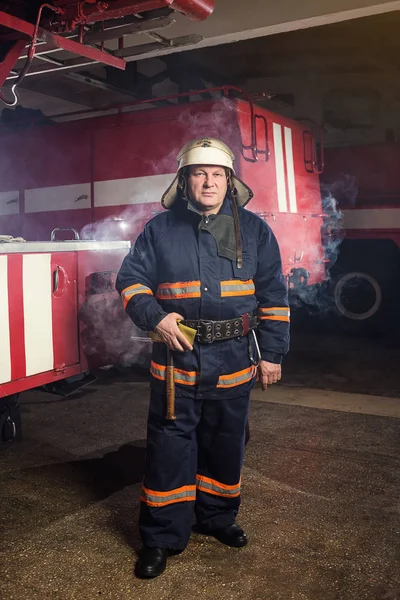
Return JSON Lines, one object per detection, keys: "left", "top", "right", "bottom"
{"left": 196, "top": 523, "right": 248, "bottom": 548}
{"left": 135, "top": 547, "right": 169, "bottom": 579}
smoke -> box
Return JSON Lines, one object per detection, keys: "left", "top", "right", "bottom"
{"left": 174, "top": 96, "right": 238, "bottom": 147}
{"left": 80, "top": 203, "right": 156, "bottom": 242}
{"left": 321, "top": 173, "right": 358, "bottom": 209}
{"left": 138, "top": 96, "right": 237, "bottom": 177}
{"left": 321, "top": 172, "right": 358, "bottom": 271}
{"left": 176, "top": 96, "right": 235, "bottom": 128}
{"left": 78, "top": 204, "right": 160, "bottom": 370}
{"left": 79, "top": 292, "right": 152, "bottom": 370}
{"left": 289, "top": 181, "right": 351, "bottom": 317}
{"left": 321, "top": 192, "right": 345, "bottom": 271}
{"left": 77, "top": 205, "right": 159, "bottom": 369}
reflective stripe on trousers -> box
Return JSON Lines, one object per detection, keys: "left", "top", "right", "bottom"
{"left": 139, "top": 391, "right": 250, "bottom": 550}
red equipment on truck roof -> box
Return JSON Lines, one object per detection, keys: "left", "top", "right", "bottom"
{"left": 0, "top": 1, "right": 215, "bottom": 102}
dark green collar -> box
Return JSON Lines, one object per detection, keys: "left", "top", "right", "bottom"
{"left": 187, "top": 197, "right": 237, "bottom": 262}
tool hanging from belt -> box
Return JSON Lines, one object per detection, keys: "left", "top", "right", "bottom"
{"left": 149, "top": 322, "right": 197, "bottom": 421}
{"left": 165, "top": 347, "right": 176, "bottom": 421}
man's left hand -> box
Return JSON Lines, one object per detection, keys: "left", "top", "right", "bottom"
{"left": 257, "top": 361, "right": 281, "bottom": 391}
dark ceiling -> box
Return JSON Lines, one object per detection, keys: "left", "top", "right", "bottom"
{"left": 1, "top": 9, "right": 400, "bottom": 122}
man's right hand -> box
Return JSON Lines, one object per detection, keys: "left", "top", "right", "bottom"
{"left": 155, "top": 313, "right": 193, "bottom": 352}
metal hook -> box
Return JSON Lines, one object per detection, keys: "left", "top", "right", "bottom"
{"left": 249, "top": 330, "right": 261, "bottom": 367}
{"left": 0, "top": 84, "right": 18, "bottom": 107}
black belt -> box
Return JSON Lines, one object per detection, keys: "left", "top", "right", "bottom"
{"left": 183, "top": 311, "right": 258, "bottom": 344}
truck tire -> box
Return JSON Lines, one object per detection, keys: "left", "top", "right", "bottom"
{"left": 331, "top": 269, "right": 396, "bottom": 335}
{"left": 0, "top": 395, "right": 22, "bottom": 448}
{"left": 329, "top": 240, "right": 399, "bottom": 335}
{"left": 333, "top": 271, "right": 383, "bottom": 322}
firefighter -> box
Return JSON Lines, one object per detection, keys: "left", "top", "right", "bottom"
{"left": 116, "top": 138, "right": 290, "bottom": 578}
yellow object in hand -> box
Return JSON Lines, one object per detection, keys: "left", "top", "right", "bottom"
{"left": 148, "top": 321, "right": 197, "bottom": 346}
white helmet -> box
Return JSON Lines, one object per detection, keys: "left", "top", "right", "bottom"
{"left": 161, "top": 137, "right": 253, "bottom": 208}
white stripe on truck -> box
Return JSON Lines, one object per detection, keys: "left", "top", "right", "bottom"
{"left": 23, "top": 253, "right": 54, "bottom": 377}
{"left": 25, "top": 183, "right": 91, "bottom": 213}
{"left": 284, "top": 127, "right": 298, "bottom": 213}
{"left": 0, "top": 256, "right": 11, "bottom": 384}
{"left": 94, "top": 173, "right": 176, "bottom": 207}
{"left": 273, "top": 123, "right": 288, "bottom": 213}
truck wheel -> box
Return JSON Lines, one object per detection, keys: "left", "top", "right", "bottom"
{"left": 0, "top": 395, "right": 22, "bottom": 448}
{"left": 328, "top": 239, "right": 400, "bottom": 334}
{"left": 331, "top": 269, "right": 396, "bottom": 335}
{"left": 333, "top": 271, "right": 383, "bottom": 322}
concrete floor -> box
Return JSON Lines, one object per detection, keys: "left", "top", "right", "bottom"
{"left": 0, "top": 332, "right": 399, "bottom": 600}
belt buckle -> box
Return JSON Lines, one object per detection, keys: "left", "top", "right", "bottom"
{"left": 199, "top": 320, "right": 215, "bottom": 344}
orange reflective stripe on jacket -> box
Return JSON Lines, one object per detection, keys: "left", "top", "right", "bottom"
{"left": 156, "top": 281, "right": 201, "bottom": 300}
{"left": 150, "top": 361, "right": 198, "bottom": 385}
{"left": 196, "top": 475, "right": 241, "bottom": 498}
{"left": 220, "top": 279, "right": 255, "bottom": 297}
{"left": 258, "top": 306, "right": 290, "bottom": 322}
{"left": 151, "top": 362, "right": 255, "bottom": 389}
{"left": 121, "top": 283, "right": 153, "bottom": 309}
{"left": 141, "top": 484, "right": 196, "bottom": 507}
{"left": 216, "top": 366, "right": 256, "bottom": 389}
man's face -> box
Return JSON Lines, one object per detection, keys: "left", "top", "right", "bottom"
{"left": 187, "top": 165, "right": 228, "bottom": 214}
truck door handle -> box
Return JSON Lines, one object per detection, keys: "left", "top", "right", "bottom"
{"left": 51, "top": 228, "right": 80, "bottom": 241}
{"left": 53, "top": 266, "right": 60, "bottom": 293}
{"left": 53, "top": 266, "right": 68, "bottom": 295}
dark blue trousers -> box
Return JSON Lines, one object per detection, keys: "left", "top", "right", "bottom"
{"left": 139, "top": 391, "right": 250, "bottom": 550}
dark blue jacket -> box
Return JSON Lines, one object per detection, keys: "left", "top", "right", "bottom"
{"left": 116, "top": 197, "right": 290, "bottom": 399}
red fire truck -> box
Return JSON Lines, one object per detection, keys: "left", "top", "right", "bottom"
{"left": 321, "top": 143, "right": 400, "bottom": 331}
{"left": 0, "top": 238, "right": 134, "bottom": 444}
{"left": 0, "top": 87, "right": 326, "bottom": 444}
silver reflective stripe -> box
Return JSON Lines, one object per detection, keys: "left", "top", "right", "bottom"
{"left": 196, "top": 477, "right": 240, "bottom": 497}
{"left": 150, "top": 362, "right": 198, "bottom": 385}
{"left": 174, "top": 371, "right": 198, "bottom": 385}
{"left": 150, "top": 363, "right": 165, "bottom": 379}
{"left": 156, "top": 284, "right": 201, "bottom": 298}
{"left": 221, "top": 281, "right": 255, "bottom": 295}
{"left": 259, "top": 308, "right": 290, "bottom": 317}
{"left": 217, "top": 368, "right": 254, "bottom": 388}
{"left": 122, "top": 284, "right": 152, "bottom": 300}
{"left": 142, "top": 488, "right": 196, "bottom": 505}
